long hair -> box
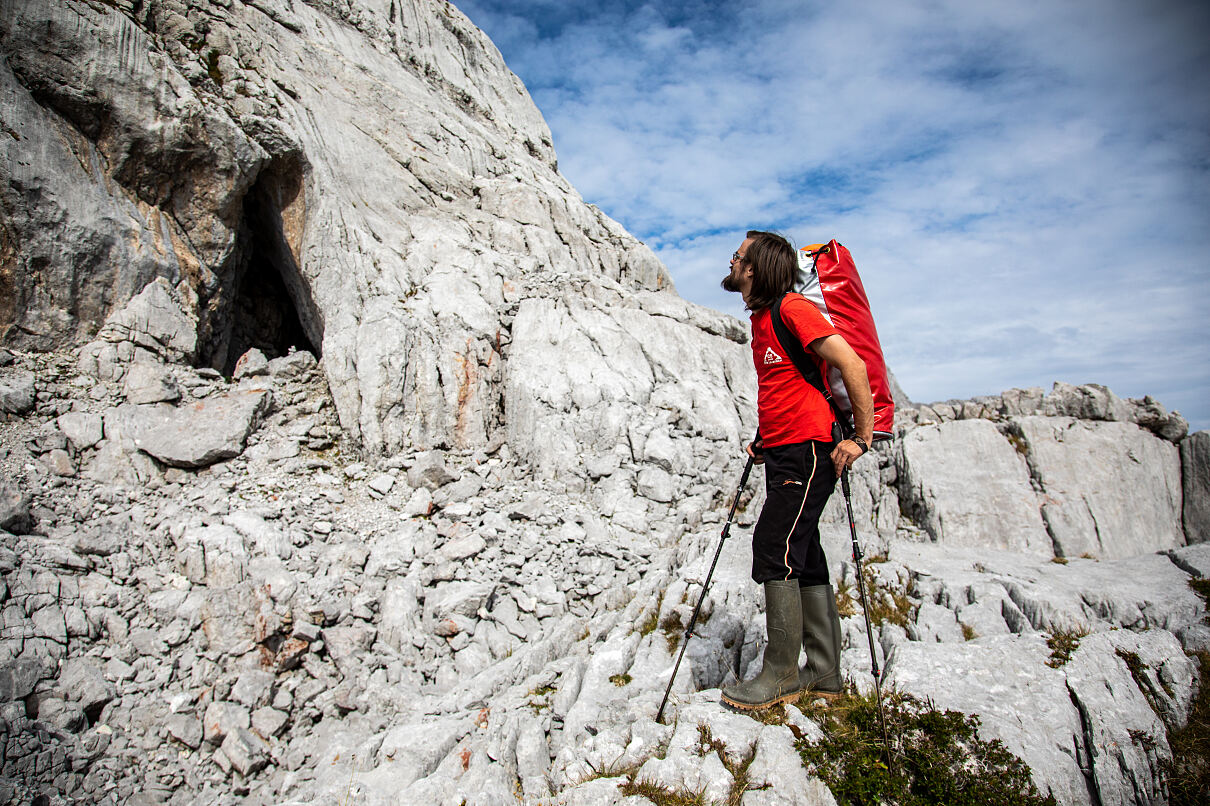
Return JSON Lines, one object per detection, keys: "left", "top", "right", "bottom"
{"left": 742, "top": 230, "right": 800, "bottom": 311}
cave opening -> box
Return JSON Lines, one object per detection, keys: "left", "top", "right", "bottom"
{"left": 216, "top": 155, "right": 321, "bottom": 376}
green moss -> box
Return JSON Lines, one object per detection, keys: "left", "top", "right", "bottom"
{"left": 1045, "top": 626, "right": 1089, "bottom": 668}
{"left": 796, "top": 688, "right": 1056, "bottom": 806}
{"left": 609, "top": 673, "right": 632, "bottom": 687}
{"left": 1163, "top": 650, "right": 1210, "bottom": 805}
{"left": 1050, "top": 556, "right": 1069, "bottom": 565}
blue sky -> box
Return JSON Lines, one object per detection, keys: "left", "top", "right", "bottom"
{"left": 456, "top": 0, "right": 1210, "bottom": 430}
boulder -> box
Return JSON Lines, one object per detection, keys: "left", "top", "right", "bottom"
{"left": 0, "top": 479, "right": 31, "bottom": 534}
{"left": 0, "top": 370, "right": 35, "bottom": 414}
{"left": 56, "top": 411, "right": 104, "bottom": 449}
{"left": 122, "top": 362, "right": 181, "bottom": 404}
{"left": 134, "top": 390, "right": 272, "bottom": 468}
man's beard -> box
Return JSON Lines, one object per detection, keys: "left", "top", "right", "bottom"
{"left": 721, "top": 271, "right": 741, "bottom": 292}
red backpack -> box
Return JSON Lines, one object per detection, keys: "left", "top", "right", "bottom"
{"left": 770, "top": 240, "right": 895, "bottom": 441}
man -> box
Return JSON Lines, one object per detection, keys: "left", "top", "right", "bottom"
{"left": 719, "top": 230, "right": 874, "bottom": 711}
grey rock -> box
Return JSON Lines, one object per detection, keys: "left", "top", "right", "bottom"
{"left": 43, "top": 448, "right": 75, "bottom": 476}
{"left": 0, "top": 656, "right": 50, "bottom": 701}
{"left": 56, "top": 411, "right": 104, "bottom": 449}
{"left": 122, "top": 362, "right": 180, "bottom": 404}
{"left": 367, "top": 473, "right": 396, "bottom": 495}
{"left": 57, "top": 658, "right": 115, "bottom": 715}
{"left": 221, "top": 727, "right": 270, "bottom": 776}
{"left": 0, "top": 370, "right": 35, "bottom": 413}
{"left": 231, "top": 669, "right": 275, "bottom": 709}
{"left": 376, "top": 716, "right": 474, "bottom": 789}
{"left": 233, "top": 348, "right": 270, "bottom": 379}
{"left": 166, "top": 713, "right": 203, "bottom": 749}
{"left": 323, "top": 621, "right": 378, "bottom": 673}
{"left": 0, "top": 479, "right": 31, "bottom": 533}
{"left": 203, "top": 701, "right": 251, "bottom": 746}
{"left": 1043, "top": 382, "right": 1130, "bottom": 422}
{"left": 636, "top": 466, "right": 675, "bottom": 503}
{"left": 898, "top": 419, "right": 1052, "bottom": 555}
{"left": 135, "top": 389, "right": 272, "bottom": 468}
{"left": 440, "top": 534, "right": 486, "bottom": 561}
{"left": 1013, "top": 417, "right": 1184, "bottom": 559}
{"left": 424, "top": 581, "right": 494, "bottom": 624}
{"left": 267, "top": 350, "right": 317, "bottom": 380}
{"left": 1182, "top": 431, "right": 1210, "bottom": 543}
{"left": 407, "top": 451, "right": 458, "bottom": 490}
{"left": 251, "top": 706, "right": 289, "bottom": 738}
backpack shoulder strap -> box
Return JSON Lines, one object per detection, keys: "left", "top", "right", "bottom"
{"left": 770, "top": 293, "right": 853, "bottom": 436}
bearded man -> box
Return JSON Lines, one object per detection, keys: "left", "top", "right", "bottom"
{"left": 719, "top": 230, "right": 874, "bottom": 711}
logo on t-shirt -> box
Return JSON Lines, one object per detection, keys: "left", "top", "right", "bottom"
{"left": 763, "top": 347, "right": 783, "bottom": 365}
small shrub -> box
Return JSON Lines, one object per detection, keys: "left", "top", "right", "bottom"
{"left": 796, "top": 688, "right": 1056, "bottom": 806}
{"left": 1045, "top": 626, "right": 1089, "bottom": 668}
{"left": 1162, "top": 650, "right": 1210, "bottom": 805}
{"left": 609, "top": 673, "right": 632, "bottom": 687}
{"left": 961, "top": 623, "right": 978, "bottom": 642}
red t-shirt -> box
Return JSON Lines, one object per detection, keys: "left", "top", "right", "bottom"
{"left": 750, "top": 294, "right": 838, "bottom": 446}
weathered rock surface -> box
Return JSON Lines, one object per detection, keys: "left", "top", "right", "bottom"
{"left": 1182, "top": 430, "right": 1210, "bottom": 543}
{"left": 133, "top": 389, "right": 272, "bottom": 468}
{"left": 0, "top": 0, "right": 1204, "bottom": 804}
{"left": 898, "top": 419, "right": 1052, "bottom": 555}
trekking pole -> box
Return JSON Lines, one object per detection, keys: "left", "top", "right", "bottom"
{"left": 656, "top": 456, "right": 755, "bottom": 725}
{"left": 841, "top": 468, "right": 893, "bottom": 768}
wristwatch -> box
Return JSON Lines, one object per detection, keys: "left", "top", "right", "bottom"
{"left": 851, "top": 435, "right": 869, "bottom": 454}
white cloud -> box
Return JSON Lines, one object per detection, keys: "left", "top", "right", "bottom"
{"left": 458, "top": 0, "right": 1210, "bottom": 427}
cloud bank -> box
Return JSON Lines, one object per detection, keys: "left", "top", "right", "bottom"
{"left": 458, "top": 0, "right": 1210, "bottom": 429}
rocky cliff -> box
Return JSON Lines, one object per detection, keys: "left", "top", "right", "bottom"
{"left": 0, "top": 1, "right": 1206, "bottom": 805}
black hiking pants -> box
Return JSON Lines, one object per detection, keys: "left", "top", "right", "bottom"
{"left": 751, "top": 440, "right": 837, "bottom": 585}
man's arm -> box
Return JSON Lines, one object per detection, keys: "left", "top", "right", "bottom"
{"left": 809, "top": 333, "right": 873, "bottom": 475}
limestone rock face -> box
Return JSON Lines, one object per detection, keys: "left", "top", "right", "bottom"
{"left": 1182, "top": 431, "right": 1210, "bottom": 543}
{"left": 1, "top": 0, "right": 694, "bottom": 465}
{"left": 1, "top": 1, "right": 1206, "bottom": 804}
{"left": 898, "top": 419, "right": 1052, "bottom": 555}
{"left": 1011, "top": 416, "right": 1183, "bottom": 559}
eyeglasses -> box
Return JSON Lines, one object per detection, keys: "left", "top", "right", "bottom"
{"left": 731, "top": 251, "right": 744, "bottom": 263}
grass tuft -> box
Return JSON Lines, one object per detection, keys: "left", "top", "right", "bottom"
{"left": 1162, "top": 650, "right": 1210, "bottom": 804}
{"left": 1045, "top": 626, "right": 1089, "bottom": 668}
{"left": 796, "top": 687, "right": 1056, "bottom": 806}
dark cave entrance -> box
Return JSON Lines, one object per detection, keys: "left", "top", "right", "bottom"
{"left": 218, "top": 156, "right": 322, "bottom": 375}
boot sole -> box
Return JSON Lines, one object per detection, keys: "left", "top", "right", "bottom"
{"left": 720, "top": 690, "right": 802, "bottom": 712}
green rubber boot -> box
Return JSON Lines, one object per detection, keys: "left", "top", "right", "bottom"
{"left": 798, "top": 584, "right": 843, "bottom": 697}
{"left": 721, "top": 581, "right": 803, "bottom": 711}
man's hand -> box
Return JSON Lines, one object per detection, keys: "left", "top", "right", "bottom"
{"left": 830, "top": 439, "right": 864, "bottom": 477}
{"left": 746, "top": 438, "right": 765, "bottom": 465}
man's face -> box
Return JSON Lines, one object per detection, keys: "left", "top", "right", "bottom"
{"left": 721, "top": 237, "right": 754, "bottom": 293}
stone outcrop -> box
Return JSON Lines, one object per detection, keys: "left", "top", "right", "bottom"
{"left": 1, "top": 0, "right": 701, "bottom": 467}
{"left": 0, "top": 0, "right": 1206, "bottom": 805}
